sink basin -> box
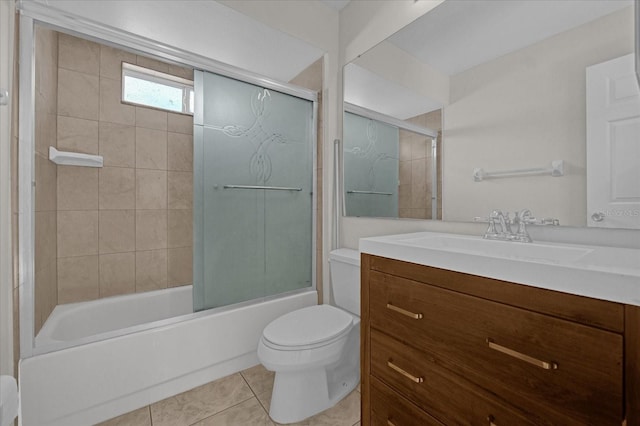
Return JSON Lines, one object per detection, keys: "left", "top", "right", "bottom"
{"left": 398, "top": 235, "right": 593, "bottom": 264}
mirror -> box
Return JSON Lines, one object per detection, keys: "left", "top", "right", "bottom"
{"left": 343, "top": 0, "right": 638, "bottom": 229}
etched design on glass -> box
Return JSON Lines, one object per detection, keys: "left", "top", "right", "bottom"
{"left": 208, "top": 89, "right": 286, "bottom": 182}
{"left": 344, "top": 118, "right": 396, "bottom": 187}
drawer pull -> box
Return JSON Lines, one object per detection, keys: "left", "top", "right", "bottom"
{"left": 487, "top": 415, "right": 497, "bottom": 426}
{"left": 486, "top": 338, "right": 558, "bottom": 370}
{"left": 387, "top": 420, "right": 397, "bottom": 426}
{"left": 387, "top": 360, "right": 424, "bottom": 383}
{"left": 386, "top": 303, "right": 423, "bottom": 319}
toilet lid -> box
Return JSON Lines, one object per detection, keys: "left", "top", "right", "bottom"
{"left": 263, "top": 305, "right": 353, "bottom": 348}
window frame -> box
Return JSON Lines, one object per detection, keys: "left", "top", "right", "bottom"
{"left": 121, "top": 61, "right": 194, "bottom": 115}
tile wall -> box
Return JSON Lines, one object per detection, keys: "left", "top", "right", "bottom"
{"left": 33, "top": 27, "right": 59, "bottom": 334}
{"left": 398, "top": 109, "right": 443, "bottom": 220}
{"left": 51, "top": 33, "right": 194, "bottom": 306}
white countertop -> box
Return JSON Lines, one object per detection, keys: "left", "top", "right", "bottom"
{"left": 359, "top": 231, "right": 640, "bottom": 306}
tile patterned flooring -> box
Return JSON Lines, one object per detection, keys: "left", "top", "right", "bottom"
{"left": 97, "top": 364, "right": 361, "bottom": 426}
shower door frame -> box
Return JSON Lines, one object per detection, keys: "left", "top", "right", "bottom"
{"left": 17, "top": 3, "right": 318, "bottom": 358}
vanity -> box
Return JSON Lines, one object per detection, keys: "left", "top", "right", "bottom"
{"left": 359, "top": 232, "right": 640, "bottom": 426}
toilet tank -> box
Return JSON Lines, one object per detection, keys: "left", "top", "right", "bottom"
{"left": 328, "top": 248, "right": 360, "bottom": 316}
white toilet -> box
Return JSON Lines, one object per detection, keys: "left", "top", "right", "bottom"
{"left": 257, "top": 248, "right": 360, "bottom": 424}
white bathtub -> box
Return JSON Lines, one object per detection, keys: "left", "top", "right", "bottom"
{"left": 35, "top": 286, "right": 193, "bottom": 348}
{"left": 20, "top": 288, "right": 317, "bottom": 426}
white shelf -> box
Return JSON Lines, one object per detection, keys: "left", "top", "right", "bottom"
{"left": 49, "top": 147, "right": 103, "bottom": 168}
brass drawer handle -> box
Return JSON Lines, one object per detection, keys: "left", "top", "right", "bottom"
{"left": 387, "top": 420, "right": 397, "bottom": 426}
{"left": 486, "top": 338, "right": 558, "bottom": 370}
{"left": 487, "top": 415, "right": 497, "bottom": 426}
{"left": 386, "top": 303, "right": 423, "bottom": 319}
{"left": 387, "top": 360, "right": 424, "bottom": 383}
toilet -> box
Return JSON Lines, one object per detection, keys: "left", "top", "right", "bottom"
{"left": 257, "top": 248, "right": 360, "bottom": 424}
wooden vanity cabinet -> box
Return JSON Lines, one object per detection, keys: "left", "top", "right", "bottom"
{"left": 361, "top": 254, "right": 640, "bottom": 426}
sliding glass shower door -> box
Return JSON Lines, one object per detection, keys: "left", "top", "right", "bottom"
{"left": 193, "top": 71, "right": 314, "bottom": 311}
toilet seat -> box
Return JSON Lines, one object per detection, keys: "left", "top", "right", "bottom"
{"left": 262, "top": 305, "right": 354, "bottom": 351}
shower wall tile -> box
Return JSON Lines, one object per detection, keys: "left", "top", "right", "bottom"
{"left": 99, "top": 210, "right": 135, "bottom": 254}
{"left": 168, "top": 132, "right": 193, "bottom": 171}
{"left": 99, "top": 252, "right": 136, "bottom": 297}
{"left": 35, "top": 153, "right": 57, "bottom": 212}
{"left": 99, "top": 121, "right": 136, "bottom": 168}
{"left": 136, "top": 210, "right": 168, "bottom": 251}
{"left": 99, "top": 167, "right": 136, "bottom": 210}
{"left": 35, "top": 212, "right": 57, "bottom": 267}
{"left": 100, "top": 45, "right": 136, "bottom": 80}
{"left": 136, "top": 249, "right": 168, "bottom": 292}
{"left": 58, "top": 33, "right": 100, "bottom": 75}
{"left": 35, "top": 27, "right": 59, "bottom": 115}
{"left": 57, "top": 255, "right": 99, "bottom": 304}
{"left": 136, "top": 106, "right": 167, "bottom": 131}
{"left": 167, "top": 63, "right": 194, "bottom": 80}
{"left": 136, "top": 169, "right": 168, "bottom": 210}
{"left": 57, "top": 211, "right": 99, "bottom": 257}
{"left": 58, "top": 68, "right": 99, "bottom": 120}
{"left": 168, "top": 172, "right": 193, "bottom": 210}
{"left": 168, "top": 209, "right": 192, "bottom": 248}
{"left": 57, "top": 116, "right": 99, "bottom": 155}
{"left": 136, "top": 127, "right": 168, "bottom": 170}
{"left": 168, "top": 247, "right": 192, "bottom": 287}
{"left": 100, "top": 77, "right": 135, "bottom": 125}
{"left": 57, "top": 166, "right": 99, "bottom": 210}
{"left": 136, "top": 55, "right": 170, "bottom": 73}
{"left": 35, "top": 110, "right": 58, "bottom": 156}
{"left": 168, "top": 112, "right": 193, "bottom": 135}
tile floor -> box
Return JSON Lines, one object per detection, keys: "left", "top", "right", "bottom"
{"left": 97, "top": 364, "right": 361, "bottom": 426}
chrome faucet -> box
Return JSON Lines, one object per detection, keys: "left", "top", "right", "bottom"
{"left": 475, "top": 209, "right": 560, "bottom": 243}
{"left": 512, "top": 209, "right": 535, "bottom": 243}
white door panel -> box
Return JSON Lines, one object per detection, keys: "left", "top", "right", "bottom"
{"left": 586, "top": 54, "right": 640, "bottom": 229}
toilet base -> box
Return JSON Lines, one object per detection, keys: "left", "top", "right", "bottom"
{"left": 268, "top": 365, "right": 358, "bottom": 424}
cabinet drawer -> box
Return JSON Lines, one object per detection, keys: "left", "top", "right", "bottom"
{"left": 371, "top": 376, "right": 443, "bottom": 426}
{"left": 369, "top": 271, "right": 624, "bottom": 425}
{"left": 371, "top": 330, "right": 543, "bottom": 426}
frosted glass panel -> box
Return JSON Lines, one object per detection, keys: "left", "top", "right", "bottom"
{"left": 344, "top": 112, "right": 399, "bottom": 217}
{"left": 194, "top": 71, "right": 313, "bottom": 311}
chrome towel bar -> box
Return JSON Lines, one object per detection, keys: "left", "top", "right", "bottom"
{"left": 223, "top": 185, "right": 302, "bottom": 191}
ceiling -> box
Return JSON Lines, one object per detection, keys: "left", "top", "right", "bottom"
{"left": 387, "top": 0, "right": 632, "bottom": 76}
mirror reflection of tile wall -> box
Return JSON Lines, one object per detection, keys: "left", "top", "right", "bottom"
{"left": 398, "top": 109, "right": 442, "bottom": 220}
{"left": 33, "top": 29, "right": 194, "bottom": 333}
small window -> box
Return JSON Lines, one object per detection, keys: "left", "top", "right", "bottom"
{"left": 122, "top": 62, "right": 194, "bottom": 115}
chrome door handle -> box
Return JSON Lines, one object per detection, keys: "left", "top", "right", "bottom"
{"left": 591, "top": 212, "right": 605, "bottom": 222}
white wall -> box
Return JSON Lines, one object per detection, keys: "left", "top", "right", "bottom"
{"left": 0, "top": 0, "right": 15, "bottom": 377}
{"left": 443, "top": 7, "right": 634, "bottom": 225}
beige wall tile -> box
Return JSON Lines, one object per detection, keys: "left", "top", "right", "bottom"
{"left": 168, "top": 247, "right": 192, "bottom": 287}
{"left": 57, "top": 166, "right": 99, "bottom": 211}
{"left": 57, "top": 211, "right": 99, "bottom": 257}
{"left": 167, "top": 63, "right": 194, "bottom": 80}
{"left": 136, "top": 210, "right": 167, "bottom": 250}
{"left": 99, "top": 167, "right": 135, "bottom": 210}
{"left": 168, "top": 172, "right": 193, "bottom": 210}
{"left": 167, "top": 132, "right": 193, "bottom": 171}
{"left": 136, "top": 107, "right": 167, "bottom": 131}
{"left": 100, "top": 45, "right": 136, "bottom": 80}
{"left": 99, "top": 122, "right": 135, "bottom": 168}
{"left": 411, "top": 159, "right": 426, "bottom": 184}
{"left": 35, "top": 27, "right": 58, "bottom": 115}
{"left": 168, "top": 209, "right": 192, "bottom": 248}
{"left": 57, "top": 116, "right": 99, "bottom": 154}
{"left": 399, "top": 139, "right": 411, "bottom": 162}
{"left": 136, "top": 169, "right": 167, "bottom": 210}
{"left": 399, "top": 161, "right": 411, "bottom": 186}
{"left": 58, "top": 255, "right": 99, "bottom": 304}
{"left": 167, "top": 113, "right": 193, "bottom": 135}
{"left": 136, "top": 55, "right": 169, "bottom": 73}
{"left": 100, "top": 77, "right": 135, "bottom": 125}
{"left": 58, "top": 33, "right": 100, "bottom": 76}
{"left": 35, "top": 211, "right": 57, "bottom": 267}
{"left": 99, "top": 252, "right": 135, "bottom": 297}
{"left": 58, "top": 68, "right": 99, "bottom": 120}
{"left": 99, "top": 210, "right": 135, "bottom": 254}
{"left": 35, "top": 153, "right": 57, "bottom": 212}
{"left": 135, "top": 249, "right": 167, "bottom": 292}
{"left": 398, "top": 184, "right": 411, "bottom": 209}
{"left": 411, "top": 137, "right": 428, "bottom": 160}
{"left": 35, "top": 110, "right": 57, "bottom": 156}
{"left": 136, "top": 127, "right": 167, "bottom": 170}
{"left": 411, "top": 183, "right": 428, "bottom": 209}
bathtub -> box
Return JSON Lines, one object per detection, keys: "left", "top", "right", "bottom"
{"left": 20, "top": 288, "right": 317, "bottom": 426}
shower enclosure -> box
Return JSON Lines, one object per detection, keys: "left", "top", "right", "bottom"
{"left": 193, "top": 70, "right": 315, "bottom": 311}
